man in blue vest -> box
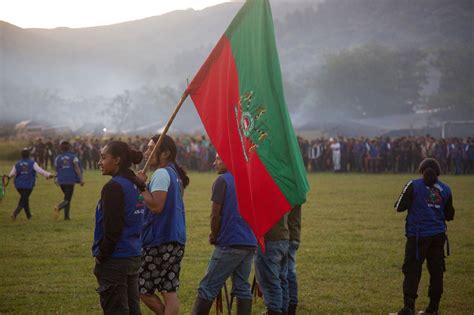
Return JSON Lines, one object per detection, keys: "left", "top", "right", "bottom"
{"left": 54, "top": 141, "right": 84, "bottom": 220}
{"left": 9, "top": 148, "right": 53, "bottom": 220}
{"left": 191, "top": 154, "right": 256, "bottom": 315}
{"left": 392, "top": 158, "right": 455, "bottom": 315}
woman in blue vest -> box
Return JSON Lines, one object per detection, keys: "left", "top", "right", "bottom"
{"left": 393, "top": 158, "right": 455, "bottom": 315}
{"left": 8, "top": 148, "right": 53, "bottom": 220}
{"left": 137, "top": 134, "right": 189, "bottom": 315}
{"left": 54, "top": 141, "right": 84, "bottom": 220}
{"left": 192, "top": 154, "right": 256, "bottom": 315}
{"left": 92, "top": 140, "right": 146, "bottom": 315}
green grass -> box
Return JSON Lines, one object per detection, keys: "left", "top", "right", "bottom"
{"left": 0, "top": 140, "right": 28, "bottom": 161}
{"left": 0, "top": 161, "right": 473, "bottom": 314}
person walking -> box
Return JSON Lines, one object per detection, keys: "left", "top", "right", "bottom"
{"left": 54, "top": 141, "right": 84, "bottom": 220}
{"left": 9, "top": 148, "right": 53, "bottom": 220}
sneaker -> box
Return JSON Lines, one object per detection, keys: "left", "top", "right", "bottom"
{"left": 10, "top": 213, "right": 16, "bottom": 222}
{"left": 418, "top": 310, "right": 438, "bottom": 315}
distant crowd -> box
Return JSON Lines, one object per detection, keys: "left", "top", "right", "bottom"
{"left": 22, "top": 134, "right": 474, "bottom": 175}
{"left": 298, "top": 135, "right": 474, "bottom": 175}
{"left": 24, "top": 135, "right": 216, "bottom": 172}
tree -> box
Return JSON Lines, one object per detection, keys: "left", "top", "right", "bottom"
{"left": 312, "top": 44, "right": 428, "bottom": 118}
{"left": 429, "top": 45, "right": 474, "bottom": 119}
{"left": 106, "top": 90, "right": 133, "bottom": 132}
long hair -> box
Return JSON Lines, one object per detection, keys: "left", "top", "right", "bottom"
{"left": 418, "top": 158, "right": 441, "bottom": 186}
{"left": 151, "top": 134, "right": 190, "bottom": 189}
{"left": 106, "top": 141, "right": 143, "bottom": 172}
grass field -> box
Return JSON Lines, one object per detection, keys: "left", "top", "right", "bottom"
{"left": 0, "top": 161, "right": 473, "bottom": 314}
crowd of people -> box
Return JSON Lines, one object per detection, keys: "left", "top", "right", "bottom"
{"left": 298, "top": 135, "right": 474, "bottom": 175}
{"left": 23, "top": 134, "right": 474, "bottom": 176}
{"left": 24, "top": 135, "right": 216, "bottom": 173}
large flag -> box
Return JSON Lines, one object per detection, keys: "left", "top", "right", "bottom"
{"left": 187, "top": 0, "right": 309, "bottom": 243}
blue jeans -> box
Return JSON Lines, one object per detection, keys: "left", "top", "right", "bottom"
{"left": 288, "top": 240, "right": 299, "bottom": 306}
{"left": 255, "top": 240, "right": 289, "bottom": 312}
{"left": 198, "top": 246, "right": 255, "bottom": 301}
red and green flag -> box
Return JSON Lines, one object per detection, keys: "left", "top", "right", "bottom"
{"left": 187, "top": 0, "right": 309, "bottom": 244}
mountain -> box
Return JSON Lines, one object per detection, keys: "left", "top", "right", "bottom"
{"left": 0, "top": 0, "right": 472, "bottom": 131}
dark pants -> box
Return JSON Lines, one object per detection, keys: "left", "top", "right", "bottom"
{"left": 94, "top": 257, "right": 142, "bottom": 315}
{"left": 57, "top": 184, "right": 74, "bottom": 220}
{"left": 13, "top": 188, "right": 33, "bottom": 218}
{"left": 402, "top": 233, "right": 446, "bottom": 307}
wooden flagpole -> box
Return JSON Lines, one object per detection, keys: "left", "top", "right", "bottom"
{"left": 142, "top": 89, "right": 190, "bottom": 173}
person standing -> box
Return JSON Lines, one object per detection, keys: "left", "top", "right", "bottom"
{"left": 54, "top": 141, "right": 84, "bottom": 220}
{"left": 287, "top": 205, "right": 301, "bottom": 315}
{"left": 44, "top": 139, "right": 55, "bottom": 170}
{"left": 92, "top": 141, "right": 146, "bottom": 315}
{"left": 330, "top": 138, "right": 341, "bottom": 172}
{"left": 9, "top": 149, "right": 53, "bottom": 220}
{"left": 137, "top": 135, "right": 189, "bottom": 315}
{"left": 191, "top": 154, "right": 256, "bottom": 315}
{"left": 255, "top": 214, "right": 290, "bottom": 315}
{"left": 392, "top": 158, "right": 455, "bottom": 315}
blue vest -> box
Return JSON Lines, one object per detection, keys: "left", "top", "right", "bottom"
{"left": 406, "top": 178, "right": 451, "bottom": 238}
{"left": 55, "top": 152, "right": 81, "bottom": 184}
{"left": 92, "top": 176, "right": 144, "bottom": 258}
{"left": 216, "top": 172, "right": 257, "bottom": 247}
{"left": 14, "top": 159, "right": 36, "bottom": 189}
{"left": 141, "top": 164, "right": 186, "bottom": 248}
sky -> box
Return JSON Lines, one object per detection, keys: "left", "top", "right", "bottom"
{"left": 0, "top": 0, "right": 231, "bottom": 29}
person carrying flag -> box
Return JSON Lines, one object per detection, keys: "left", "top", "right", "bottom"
{"left": 137, "top": 135, "right": 189, "bottom": 315}
{"left": 191, "top": 154, "right": 256, "bottom": 315}
{"left": 54, "top": 141, "right": 84, "bottom": 220}
{"left": 9, "top": 148, "right": 53, "bottom": 220}
{"left": 392, "top": 158, "right": 455, "bottom": 315}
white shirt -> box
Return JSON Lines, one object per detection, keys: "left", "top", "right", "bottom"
{"left": 9, "top": 162, "right": 52, "bottom": 178}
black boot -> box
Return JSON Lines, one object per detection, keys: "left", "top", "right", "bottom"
{"left": 266, "top": 309, "right": 282, "bottom": 315}
{"left": 191, "top": 296, "right": 213, "bottom": 315}
{"left": 288, "top": 304, "right": 297, "bottom": 315}
{"left": 236, "top": 298, "right": 252, "bottom": 315}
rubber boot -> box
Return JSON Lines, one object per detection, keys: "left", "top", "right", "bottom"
{"left": 288, "top": 304, "right": 297, "bottom": 315}
{"left": 191, "top": 296, "right": 213, "bottom": 315}
{"left": 266, "top": 309, "right": 282, "bottom": 315}
{"left": 236, "top": 298, "right": 252, "bottom": 315}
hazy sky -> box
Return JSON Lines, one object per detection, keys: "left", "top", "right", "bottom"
{"left": 0, "top": 0, "right": 231, "bottom": 29}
